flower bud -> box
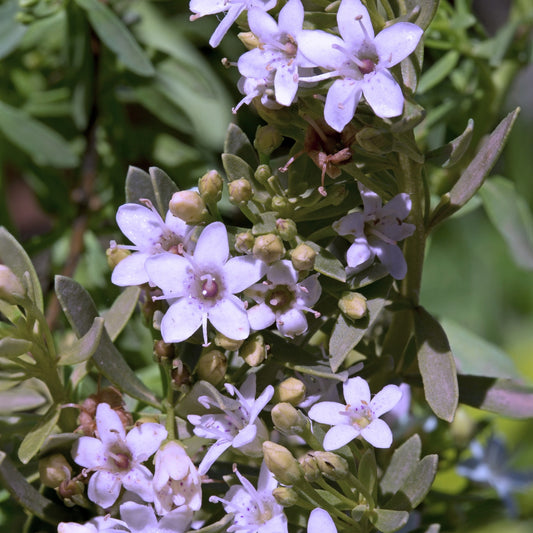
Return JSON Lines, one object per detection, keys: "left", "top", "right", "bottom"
{"left": 271, "top": 402, "right": 308, "bottom": 434}
{"left": 198, "top": 170, "right": 223, "bottom": 203}
{"left": 169, "top": 190, "right": 208, "bottom": 224}
{"left": 39, "top": 454, "right": 72, "bottom": 489}
{"left": 271, "top": 195, "right": 292, "bottom": 217}
{"left": 235, "top": 231, "right": 255, "bottom": 254}
{"left": 238, "top": 31, "right": 260, "bottom": 50}
{"left": 272, "top": 487, "right": 299, "bottom": 506}
{"left": 450, "top": 407, "right": 476, "bottom": 446}
{"left": 253, "top": 234, "right": 284, "bottom": 264}
{"left": 0, "top": 265, "right": 25, "bottom": 303}
{"left": 57, "top": 479, "right": 85, "bottom": 504}
{"left": 239, "top": 334, "right": 267, "bottom": 367}
{"left": 196, "top": 349, "right": 227, "bottom": 386}
{"left": 214, "top": 332, "right": 244, "bottom": 351}
{"left": 262, "top": 441, "right": 303, "bottom": 485}
{"left": 153, "top": 339, "right": 174, "bottom": 362}
{"left": 171, "top": 358, "right": 191, "bottom": 389}
{"left": 254, "top": 125, "right": 283, "bottom": 155}
{"left": 312, "top": 451, "right": 349, "bottom": 480}
{"left": 290, "top": 243, "right": 316, "bottom": 271}
{"left": 273, "top": 377, "right": 306, "bottom": 406}
{"left": 254, "top": 164, "right": 272, "bottom": 185}
{"left": 299, "top": 452, "right": 321, "bottom": 482}
{"left": 338, "top": 292, "right": 368, "bottom": 320}
{"left": 106, "top": 246, "right": 131, "bottom": 271}
{"left": 228, "top": 178, "right": 253, "bottom": 205}
{"left": 276, "top": 218, "right": 297, "bottom": 241}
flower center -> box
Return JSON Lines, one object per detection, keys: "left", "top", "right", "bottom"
{"left": 358, "top": 57, "right": 376, "bottom": 75}
{"left": 266, "top": 285, "right": 294, "bottom": 311}
{"left": 159, "top": 229, "right": 184, "bottom": 254}
{"left": 109, "top": 449, "right": 132, "bottom": 471}
{"left": 200, "top": 274, "right": 219, "bottom": 299}
{"left": 343, "top": 402, "right": 373, "bottom": 429}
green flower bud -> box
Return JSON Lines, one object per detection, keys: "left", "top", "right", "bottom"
{"left": 271, "top": 195, "right": 292, "bottom": 217}
{"left": 169, "top": 190, "right": 208, "bottom": 224}
{"left": 312, "top": 451, "right": 350, "bottom": 480}
{"left": 272, "top": 486, "right": 299, "bottom": 506}
{"left": 338, "top": 292, "right": 368, "bottom": 320}
{"left": 106, "top": 246, "right": 131, "bottom": 271}
{"left": 262, "top": 441, "right": 303, "bottom": 485}
{"left": 450, "top": 407, "right": 476, "bottom": 446}
{"left": 0, "top": 265, "right": 25, "bottom": 303}
{"left": 235, "top": 231, "right": 255, "bottom": 254}
{"left": 273, "top": 377, "right": 306, "bottom": 405}
{"left": 198, "top": 170, "right": 223, "bottom": 203}
{"left": 290, "top": 243, "right": 316, "bottom": 271}
{"left": 271, "top": 402, "right": 308, "bottom": 434}
{"left": 39, "top": 454, "right": 72, "bottom": 489}
{"left": 254, "top": 164, "right": 272, "bottom": 185}
{"left": 253, "top": 234, "right": 284, "bottom": 264}
{"left": 214, "top": 332, "right": 244, "bottom": 351}
{"left": 228, "top": 178, "right": 253, "bottom": 205}
{"left": 254, "top": 125, "right": 283, "bottom": 155}
{"left": 239, "top": 334, "right": 267, "bottom": 367}
{"left": 196, "top": 349, "right": 227, "bottom": 386}
{"left": 276, "top": 218, "right": 297, "bottom": 241}
{"left": 299, "top": 452, "right": 321, "bottom": 482}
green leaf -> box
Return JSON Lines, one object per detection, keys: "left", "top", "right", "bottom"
{"left": 406, "top": 0, "right": 440, "bottom": 30}
{"left": 442, "top": 319, "right": 519, "bottom": 379}
{"left": 224, "top": 123, "right": 259, "bottom": 168}
{"left": 329, "top": 278, "right": 392, "bottom": 372}
{"left": 74, "top": 0, "right": 154, "bottom": 76}
{"left": 414, "top": 307, "right": 458, "bottom": 422}
{"left": 417, "top": 50, "right": 460, "bottom": 95}
{"left": 0, "top": 227, "right": 43, "bottom": 311}
{"left": 0, "top": 383, "right": 48, "bottom": 413}
{"left": 426, "top": 119, "right": 474, "bottom": 168}
{"left": 125, "top": 165, "right": 178, "bottom": 216}
{"left": 459, "top": 376, "right": 533, "bottom": 418}
{"left": 187, "top": 513, "right": 234, "bottom": 533}
{"left": 385, "top": 454, "right": 439, "bottom": 511}
{"left": 57, "top": 317, "right": 104, "bottom": 366}
{"left": 0, "top": 451, "right": 71, "bottom": 524}
{"left": 222, "top": 153, "right": 255, "bottom": 183}
{"left": 358, "top": 448, "right": 377, "bottom": 500}
{"left": 369, "top": 509, "right": 409, "bottom": 533}
{"left": 0, "top": 100, "right": 78, "bottom": 168}
{"left": 381, "top": 434, "right": 422, "bottom": 495}
{"left": 429, "top": 108, "right": 520, "bottom": 229}
{"left": 0, "top": 1, "right": 27, "bottom": 59}
{"left": 18, "top": 403, "right": 61, "bottom": 464}
{"left": 0, "top": 338, "right": 32, "bottom": 358}
{"left": 308, "top": 241, "right": 347, "bottom": 283}
{"left": 175, "top": 380, "right": 240, "bottom": 419}
{"left": 252, "top": 212, "right": 278, "bottom": 235}
{"left": 102, "top": 286, "right": 141, "bottom": 342}
{"left": 480, "top": 176, "right": 533, "bottom": 270}
{"left": 54, "top": 276, "right": 159, "bottom": 407}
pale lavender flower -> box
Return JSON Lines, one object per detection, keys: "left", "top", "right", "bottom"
{"left": 153, "top": 441, "right": 202, "bottom": 515}
{"left": 233, "top": 73, "right": 281, "bottom": 114}
{"left": 111, "top": 201, "right": 192, "bottom": 287}
{"left": 118, "top": 502, "right": 192, "bottom": 533}
{"left": 298, "top": 0, "right": 423, "bottom": 131}
{"left": 189, "top": 0, "right": 277, "bottom": 48}
{"left": 210, "top": 462, "right": 288, "bottom": 533}
{"left": 58, "top": 516, "right": 126, "bottom": 533}
{"left": 308, "top": 376, "right": 402, "bottom": 450}
{"left": 246, "top": 260, "right": 321, "bottom": 338}
{"left": 71, "top": 403, "right": 167, "bottom": 509}
{"left": 188, "top": 374, "right": 274, "bottom": 475}
{"left": 145, "top": 221, "right": 265, "bottom": 345}
{"left": 333, "top": 183, "right": 415, "bottom": 280}
{"left": 307, "top": 508, "right": 337, "bottom": 533}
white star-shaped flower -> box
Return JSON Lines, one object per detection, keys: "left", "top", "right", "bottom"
{"left": 246, "top": 260, "right": 321, "bottom": 338}
{"left": 153, "top": 441, "right": 202, "bottom": 515}
{"left": 298, "top": 0, "right": 423, "bottom": 131}
{"left": 189, "top": 0, "right": 277, "bottom": 48}
{"left": 308, "top": 376, "right": 402, "bottom": 450}
{"left": 333, "top": 183, "right": 415, "bottom": 280}
{"left": 111, "top": 201, "right": 193, "bottom": 287}
{"left": 188, "top": 374, "right": 274, "bottom": 475}
{"left": 145, "top": 221, "right": 265, "bottom": 345}
{"left": 210, "top": 462, "right": 288, "bottom": 533}
{"left": 71, "top": 403, "right": 167, "bottom": 509}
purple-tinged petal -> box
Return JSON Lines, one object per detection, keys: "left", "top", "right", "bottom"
{"left": 278, "top": 0, "right": 304, "bottom": 35}
{"left": 375, "top": 23, "right": 423, "bottom": 68}
{"left": 323, "top": 424, "right": 360, "bottom": 451}
{"left": 370, "top": 384, "right": 402, "bottom": 417}
{"left": 72, "top": 437, "right": 106, "bottom": 469}
{"left": 194, "top": 222, "right": 229, "bottom": 266}
{"left": 274, "top": 64, "right": 299, "bottom": 106}
{"left": 268, "top": 260, "right": 298, "bottom": 285}
{"left": 359, "top": 183, "right": 382, "bottom": 214}
{"left": 119, "top": 501, "right": 158, "bottom": 530}
{"left": 208, "top": 294, "right": 250, "bottom": 340}
{"left": 160, "top": 298, "right": 203, "bottom": 343}
{"left": 298, "top": 30, "right": 345, "bottom": 69}
{"left": 343, "top": 376, "right": 371, "bottom": 405}
{"left": 248, "top": 385, "right": 274, "bottom": 422}
{"left": 209, "top": 4, "right": 244, "bottom": 47}
{"left": 257, "top": 460, "right": 278, "bottom": 493}
{"left": 363, "top": 70, "right": 404, "bottom": 118}
{"left": 308, "top": 402, "right": 347, "bottom": 425}
{"left": 308, "top": 508, "right": 337, "bottom": 533}
{"left": 248, "top": 7, "right": 278, "bottom": 43}
{"left": 144, "top": 254, "right": 192, "bottom": 297}
{"left": 233, "top": 423, "right": 258, "bottom": 448}
{"left": 277, "top": 308, "right": 308, "bottom": 338}
{"left": 96, "top": 403, "right": 126, "bottom": 444}
{"left": 126, "top": 423, "right": 167, "bottom": 462}
{"left": 88, "top": 470, "right": 121, "bottom": 508}
{"left": 380, "top": 192, "right": 412, "bottom": 220}
{"left": 346, "top": 239, "right": 373, "bottom": 269}
{"left": 361, "top": 418, "right": 393, "bottom": 448}
{"left": 116, "top": 204, "right": 162, "bottom": 249}
{"left": 298, "top": 274, "right": 321, "bottom": 307}
{"left": 370, "top": 239, "right": 407, "bottom": 280}
{"left": 337, "top": 0, "right": 374, "bottom": 47}
{"left": 324, "top": 78, "right": 362, "bottom": 132}
{"left": 248, "top": 302, "right": 276, "bottom": 330}
{"left": 238, "top": 48, "right": 277, "bottom": 78}
{"left": 333, "top": 212, "right": 365, "bottom": 237}
{"left": 198, "top": 440, "right": 233, "bottom": 475}
{"left": 111, "top": 252, "right": 150, "bottom": 286}
{"left": 224, "top": 255, "right": 265, "bottom": 294}
{"left": 122, "top": 464, "right": 155, "bottom": 502}
{"left": 157, "top": 506, "right": 194, "bottom": 533}
{"left": 189, "top": 0, "right": 228, "bottom": 16}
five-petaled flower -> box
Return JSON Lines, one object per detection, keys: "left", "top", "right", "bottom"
{"left": 298, "top": 0, "right": 423, "bottom": 131}
{"left": 71, "top": 403, "right": 167, "bottom": 509}
{"left": 308, "top": 376, "right": 402, "bottom": 450}
{"left": 145, "top": 221, "right": 265, "bottom": 345}
{"left": 333, "top": 182, "right": 415, "bottom": 280}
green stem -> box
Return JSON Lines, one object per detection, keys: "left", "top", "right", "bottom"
{"left": 316, "top": 476, "right": 356, "bottom": 508}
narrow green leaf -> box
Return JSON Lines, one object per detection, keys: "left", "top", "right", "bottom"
{"left": 414, "top": 307, "right": 458, "bottom": 422}
{"left": 224, "top": 123, "right": 259, "bottom": 168}
{"left": 480, "top": 176, "right": 533, "bottom": 270}
{"left": 358, "top": 448, "right": 377, "bottom": 500}
{"left": 406, "top": 0, "right": 440, "bottom": 30}
{"left": 74, "top": 0, "right": 154, "bottom": 76}
{"left": 54, "top": 276, "right": 159, "bottom": 407}
{"left": 252, "top": 212, "right": 278, "bottom": 235}
{"left": 0, "top": 1, "right": 27, "bottom": 59}
{"left": 0, "top": 101, "right": 79, "bottom": 168}
{"left": 57, "top": 317, "right": 104, "bottom": 366}
{"left": 0, "top": 227, "right": 43, "bottom": 311}
{"left": 175, "top": 380, "right": 239, "bottom": 419}
{"left": 429, "top": 108, "right": 520, "bottom": 229}
{"left": 0, "top": 338, "right": 32, "bottom": 358}
{"left": 308, "top": 241, "right": 347, "bottom": 283}
{"left": 222, "top": 153, "right": 255, "bottom": 183}
{"left": 103, "top": 286, "right": 141, "bottom": 342}
{"left": 459, "top": 376, "right": 533, "bottom": 418}
{"left": 426, "top": 119, "right": 474, "bottom": 168}
{"left": 329, "top": 278, "right": 392, "bottom": 372}
{"left": 442, "top": 319, "right": 519, "bottom": 379}
{"left": 417, "top": 50, "right": 460, "bottom": 95}
{"left": 0, "top": 451, "right": 71, "bottom": 524}
{"left": 381, "top": 434, "right": 422, "bottom": 495}
{"left": 18, "top": 403, "right": 61, "bottom": 464}
{"left": 0, "top": 383, "right": 47, "bottom": 413}
{"left": 369, "top": 509, "right": 409, "bottom": 533}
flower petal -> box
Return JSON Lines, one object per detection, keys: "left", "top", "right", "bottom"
{"left": 208, "top": 294, "right": 250, "bottom": 340}
{"left": 308, "top": 508, "right": 337, "bottom": 533}
{"left": 323, "top": 424, "right": 360, "bottom": 451}
{"left": 370, "top": 239, "right": 407, "bottom": 280}
{"left": 224, "top": 255, "right": 265, "bottom": 294}
{"left": 96, "top": 403, "right": 126, "bottom": 444}
{"left": 278, "top": 0, "right": 304, "bottom": 35}
{"left": 333, "top": 212, "right": 365, "bottom": 237}
{"left": 145, "top": 254, "right": 192, "bottom": 297}
{"left": 111, "top": 252, "right": 150, "bottom": 286}
{"left": 248, "top": 7, "right": 278, "bottom": 43}
{"left": 375, "top": 23, "right": 423, "bottom": 68}
{"left": 116, "top": 204, "right": 162, "bottom": 249}
{"left": 308, "top": 402, "right": 347, "bottom": 425}
{"left": 274, "top": 63, "right": 299, "bottom": 106}
{"left": 157, "top": 506, "right": 194, "bottom": 533}
{"left": 194, "top": 221, "right": 229, "bottom": 266}
{"left": 337, "top": 0, "right": 374, "bottom": 47}
{"left": 343, "top": 376, "right": 371, "bottom": 405}
{"left": 370, "top": 384, "right": 402, "bottom": 417}
{"left": 122, "top": 464, "right": 155, "bottom": 502}
{"left": 361, "top": 418, "right": 393, "bottom": 448}
{"left": 324, "top": 78, "right": 362, "bottom": 132}
{"left": 72, "top": 437, "right": 106, "bottom": 469}
{"left": 160, "top": 298, "right": 203, "bottom": 343}
{"left": 277, "top": 308, "right": 308, "bottom": 338}
{"left": 359, "top": 183, "right": 382, "bottom": 214}
{"left": 380, "top": 192, "right": 412, "bottom": 219}
{"left": 363, "top": 70, "right": 404, "bottom": 118}
{"left": 248, "top": 302, "right": 276, "bottom": 331}
{"left": 298, "top": 30, "right": 345, "bottom": 70}
{"left": 126, "top": 422, "right": 167, "bottom": 462}
{"left": 209, "top": 4, "right": 244, "bottom": 47}
{"left": 198, "top": 439, "right": 233, "bottom": 475}
{"left": 346, "top": 239, "right": 373, "bottom": 270}
{"left": 88, "top": 470, "right": 121, "bottom": 508}
{"left": 267, "top": 260, "right": 298, "bottom": 285}
{"left": 119, "top": 501, "right": 158, "bottom": 530}
{"left": 233, "top": 423, "right": 258, "bottom": 448}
